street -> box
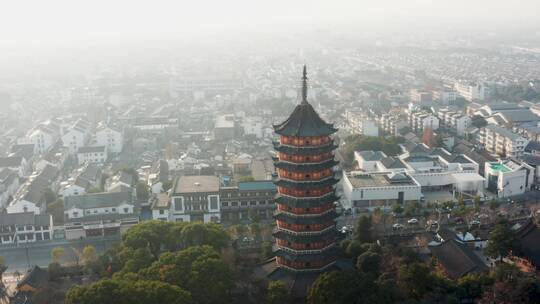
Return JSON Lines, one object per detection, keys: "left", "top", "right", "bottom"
{"left": 0, "top": 235, "right": 121, "bottom": 272}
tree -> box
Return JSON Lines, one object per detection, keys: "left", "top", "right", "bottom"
{"left": 180, "top": 222, "right": 229, "bottom": 250}
{"left": 48, "top": 198, "right": 65, "bottom": 225}
{"left": 356, "top": 251, "right": 382, "bottom": 275}
{"left": 66, "top": 278, "right": 192, "bottom": 304}
{"left": 82, "top": 245, "right": 98, "bottom": 266}
{"left": 266, "top": 281, "right": 290, "bottom": 304}
{"left": 48, "top": 262, "right": 63, "bottom": 281}
{"left": 250, "top": 223, "right": 261, "bottom": 240}
{"left": 392, "top": 203, "right": 404, "bottom": 215}
{"left": 308, "top": 271, "right": 378, "bottom": 304}
{"left": 397, "top": 262, "right": 434, "bottom": 300}
{"left": 261, "top": 242, "right": 273, "bottom": 260}
{"left": 484, "top": 220, "right": 518, "bottom": 260}
{"left": 355, "top": 216, "right": 373, "bottom": 244}
{"left": 44, "top": 188, "right": 57, "bottom": 204}
{"left": 136, "top": 182, "right": 149, "bottom": 201}
{"left": 238, "top": 175, "right": 255, "bottom": 182}
{"left": 51, "top": 247, "right": 65, "bottom": 264}
{"left": 489, "top": 199, "right": 499, "bottom": 211}
{"left": 87, "top": 187, "right": 103, "bottom": 193}
{"left": 32, "top": 286, "right": 65, "bottom": 304}
{"left": 0, "top": 256, "right": 7, "bottom": 299}
{"left": 163, "top": 180, "right": 173, "bottom": 192}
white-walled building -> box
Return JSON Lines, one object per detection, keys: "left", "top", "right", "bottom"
{"left": 0, "top": 168, "right": 20, "bottom": 208}
{"left": 408, "top": 111, "right": 440, "bottom": 132}
{"left": 454, "top": 82, "right": 485, "bottom": 101}
{"left": 77, "top": 146, "right": 108, "bottom": 165}
{"left": 484, "top": 160, "right": 534, "bottom": 197}
{"left": 0, "top": 213, "right": 53, "bottom": 245}
{"left": 341, "top": 172, "right": 422, "bottom": 212}
{"left": 167, "top": 175, "right": 221, "bottom": 223}
{"left": 478, "top": 125, "right": 529, "bottom": 158}
{"left": 436, "top": 108, "right": 471, "bottom": 136}
{"left": 96, "top": 125, "right": 123, "bottom": 154}
{"left": 61, "top": 119, "right": 91, "bottom": 154}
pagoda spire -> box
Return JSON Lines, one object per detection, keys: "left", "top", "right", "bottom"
{"left": 301, "top": 65, "right": 308, "bottom": 104}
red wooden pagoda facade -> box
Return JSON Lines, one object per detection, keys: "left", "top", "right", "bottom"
{"left": 272, "top": 66, "right": 339, "bottom": 271}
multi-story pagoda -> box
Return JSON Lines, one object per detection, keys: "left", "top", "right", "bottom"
{"left": 272, "top": 66, "right": 340, "bottom": 272}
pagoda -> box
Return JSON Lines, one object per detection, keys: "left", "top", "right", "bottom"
{"left": 271, "top": 66, "right": 340, "bottom": 271}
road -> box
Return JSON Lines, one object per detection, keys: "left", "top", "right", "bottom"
{"left": 0, "top": 236, "right": 121, "bottom": 272}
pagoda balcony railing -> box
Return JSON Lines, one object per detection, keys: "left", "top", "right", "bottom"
{"left": 274, "top": 158, "right": 337, "bottom": 166}
{"left": 274, "top": 141, "right": 335, "bottom": 149}
{"left": 277, "top": 192, "right": 336, "bottom": 201}
{"left": 274, "top": 208, "right": 335, "bottom": 218}
{"left": 277, "top": 260, "right": 337, "bottom": 273}
{"left": 276, "top": 243, "right": 336, "bottom": 255}
{"left": 276, "top": 174, "right": 338, "bottom": 184}
{"left": 273, "top": 225, "right": 335, "bottom": 236}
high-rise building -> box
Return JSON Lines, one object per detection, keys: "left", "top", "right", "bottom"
{"left": 272, "top": 66, "right": 339, "bottom": 270}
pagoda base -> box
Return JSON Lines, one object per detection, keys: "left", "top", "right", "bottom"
{"left": 252, "top": 257, "right": 353, "bottom": 300}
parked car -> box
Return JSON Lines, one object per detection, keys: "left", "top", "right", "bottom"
{"left": 470, "top": 220, "right": 481, "bottom": 227}
{"left": 427, "top": 220, "right": 438, "bottom": 228}
{"left": 392, "top": 223, "right": 404, "bottom": 230}
{"left": 407, "top": 218, "right": 419, "bottom": 225}
{"left": 453, "top": 217, "right": 465, "bottom": 224}
{"left": 477, "top": 214, "right": 489, "bottom": 219}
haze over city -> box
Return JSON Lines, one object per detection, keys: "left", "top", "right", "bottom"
{"left": 2, "top": 1, "right": 540, "bottom": 304}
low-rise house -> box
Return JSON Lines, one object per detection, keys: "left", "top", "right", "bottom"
{"left": 0, "top": 156, "right": 30, "bottom": 177}
{"left": 60, "top": 163, "right": 103, "bottom": 197}
{"left": 430, "top": 239, "right": 489, "bottom": 279}
{"left": 95, "top": 124, "right": 123, "bottom": 154}
{"left": 16, "top": 266, "right": 49, "bottom": 293}
{"left": 63, "top": 191, "right": 138, "bottom": 240}
{"left": 61, "top": 119, "right": 91, "bottom": 154}
{"left": 151, "top": 193, "right": 171, "bottom": 221}
{"left": 7, "top": 164, "right": 60, "bottom": 214}
{"left": 0, "top": 212, "right": 53, "bottom": 245}
{"left": 0, "top": 168, "right": 19, "bottom": 208}
{"left": 77, "top": 146, "right": 107, "bottom": 165}
{"left": 512, "top": 219, "right": 540, "bottom": 272}
{"left": 106, "top": 171, "right": 134, "bottom": 192}
{"left": 408, "top": 110, "right": 440, "bottom": 133}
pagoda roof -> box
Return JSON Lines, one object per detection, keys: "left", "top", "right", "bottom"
{"left": 274, "top": 177, "right": 339, "bottom": 190}
{"left": 273, "top": 141, "right": 337, "bottom": 155}
{"left": 273, "top": 228, "right": 337, "bottom": 243}
{"left": 274, "top": 159, "right": 339, "bottom": 172}
{"left": 273, "top": 66, "right": 337, "bottom": 137}
{"left": 275, "top": 193, "right": 339, "bottom": 208}
{"left": 275, "top": 210, "right": 338, "bottom": 224}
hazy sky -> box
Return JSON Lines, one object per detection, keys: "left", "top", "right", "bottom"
{"left": 1, "top": 0, "right": 539, "bottom": 48}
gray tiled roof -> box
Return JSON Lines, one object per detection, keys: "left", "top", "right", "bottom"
{"left": 64, "top": 191, "right": 132, "bottom": 210}
{"left": 357, "top": 150, "right": 386, "bottom": 161}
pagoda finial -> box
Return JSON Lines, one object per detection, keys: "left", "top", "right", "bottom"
{"left": 301, "top": 65, "right": 308, "bottom": 104}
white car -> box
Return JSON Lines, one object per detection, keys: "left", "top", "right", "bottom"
{"left": 478, "top": 214, "right": 489, "bottom": 219}
{"left": 427, "top": 220, "right": 438, "bottom": 227}
{"left": 470, "top": 220, "right": 481, "bottom": 226}
{"left": 392, "top": 223, "right": 404, "bottom": 230}
{"left": 407, "top": 218, "right": 419, "bottom": 225}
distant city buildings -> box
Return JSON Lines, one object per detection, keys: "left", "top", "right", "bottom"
{"left": 454, "top": 82, "right": 486, "bottom": 101}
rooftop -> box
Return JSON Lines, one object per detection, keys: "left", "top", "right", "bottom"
{"left": 174, "top": 175, "right": 220, "bottom": 193}
{"left": 347, "top": 172, "right": 417, "bottom": 188}
{"left": 78, "top": 146, "right": 106, "bottom": 153}
{"left": 238, "top": 180, "right": 276, "bottom": 191}
{"left": 490, "top": 163, "right": 511, "bottom": 173}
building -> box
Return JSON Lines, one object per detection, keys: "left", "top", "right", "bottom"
{"left": 271, "top": 66, "right": 339, "bottom": 272}
{"left": 219, "top": 181, "right": 276, "bottom": 222}
{"left": 454, "top": 82, "right": 485, "bottom": 101}
{"left": 429, "top": 239, "right": 489, "bottom": 279}
{"left": 408, "top": 111, "right": 440, "bottom": 133}
{"left": 379, "top": 114, "right": 408, "bottom": 136}
{"left": 478, "top": 125, "right": 529, "bottom": 157}
{"left": 16, "top": 266, "right": 49, "bottom": 293}
{"left": 96, "top": 125, "right": 123, "bottom": 154}
{"left": 77, "top": 146, "right": 107, "bottom": 165}
{"left": 7, "top": 164, "right": 60, "bottom": 214}
{"left": 0, "top": 168, "right": 19, "bottom": 208}
{"left": 0, "top": 212, "right": 53, "bottom": 245}
{"left": 409, "top": 89, "right": 433, "bottom": 103}
{"left": 63, "top": 191, "right": 138, "bottom": 239}
{"left": 169, "top": 175, "right": 221, "bottom": 223}
{"left": 27, "top": 127, "right": 58, "bottom": 155}
{"left": 436, "top": 108, "right": 471, "bottom": 136}
{"left": 0, "top": 156, "right": 30, "bottom": 177}
{"left": 61, "top": 119, "right": 90, "bottom": 154}
{"left": 214, "top": 114, "right": 235, "bottom": 141}
{"left": 484, "top": 160, "right": 534, "bottom": 197}
{"left": 432, "top": 89, "right": 456, "bottom": 105}
{"left": 341, "top": 172, "right": 422, "bottom": 212}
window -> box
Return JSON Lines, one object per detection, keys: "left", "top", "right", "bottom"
{"left": 241, "top": 201, "right": 247, "bottom": 206}
{"left": 43, "top": 232, "right": 50, "bottom": 240}
{"left": 210, "top": 196, "right": 218, "bottom": 210}
{"left": 222, "top": 202, "right": 229, "bottom": 207}
{"left": 231, "top": 202, "right": 238, "bottom": 207}
{"left": 112, "top": 208, "right": 116, "bottom": 212}
{"left": 28, "top": 234, "right": 34, "bottom": 240}
{"left": 174, "top": 197, "right": 183, "bottom": 211}
{"left": 124, "top": 208, "right": 129, "bottom": 213}
{"left": 17, "top": 226, "right": 23, "bottom": 231}
{"left": 73, "top": 212, "right": 79, "bottom": 217}
{"left": 159, "top": 209, "right": 164, "bottom": 215}
{"left": 19, "top": 235, "right": 26, "bottom": 241}
{"left": 250, "top": 201, "right": 256, "bottom": 206}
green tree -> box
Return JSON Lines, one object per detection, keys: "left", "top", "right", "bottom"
{"left": 356, "top": 251, "right": 382, "bottom": 275}
{"left": 397, "top": 262, "right": 433, "bottom": 300}
{"left": 136, "top": 182, "right": 149, "bottom": 201}
{"left": 122, "top": 220, "right": 176, "bottom": 258}
{"left": 355, "top": 215, "right": 373, "bottom": 244}
{"left": 238, "top": 175, "right": 255, "bottom": 182}
{"left": 48, "top": 198, "right": 65, "bottom": 225}
{"left": 308, "top": 271, "right": 378, "bottom": 304}
{"left": 180, "top": 222, "right": 229, "bottom": 250}
{"left": 51, "top": 247, "right": 65, "bottom": 264}
{"left": 392, "top": 203, "right": 404, "bottom": 215}
{"left": 43, "top": 188, "right": 57, "bottom": 204}
{"left": 266, "top": 281, "right": 290, "bottom": 304}
{"left": 484, "top": 220, "right": 518, "bottom": 260}
{"left": 0, "top": 256, "right": 7, "bottom": 299}
{"left": 82, "top": 245, "right": 98, "bottom": 266}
